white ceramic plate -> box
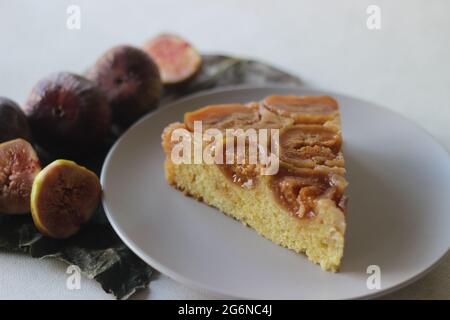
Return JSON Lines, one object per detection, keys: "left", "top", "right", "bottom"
{"left": 101, "top": 86, "right": 450, "bottom": 299}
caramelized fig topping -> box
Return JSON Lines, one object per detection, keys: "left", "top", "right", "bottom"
{"left": 280, "top": 125, "right": 342, "bottom": 153}
{"left": 270, "top": 166, "right": 347, "bottom": 218}
{"left": 278, "top": 125, "right": 343, "bottom": 168}
{"left": 263, "top": 95, "right": 338, "bottom": 124}
{"left": 219, "top": 163, "right": 259, "bottom": 189}
{"left": 184, "top": 104, "right": 259, "bottom": 131}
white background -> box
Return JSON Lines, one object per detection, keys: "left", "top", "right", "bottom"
{"left": 0, "top": 0, "right": 448, "bottom": 299}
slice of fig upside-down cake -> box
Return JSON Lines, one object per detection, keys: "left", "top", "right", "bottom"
{"left": 161, "top": 95, "right": 348, "bottom": 271}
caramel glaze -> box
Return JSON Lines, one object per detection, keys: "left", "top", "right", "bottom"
{"left": 175, "top": 95, "right": 348, "bottom": 218}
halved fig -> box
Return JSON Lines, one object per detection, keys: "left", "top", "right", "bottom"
{"left": 143, "top": 33, "right": 202, "bottom": 85}
{"left": 31, "top": 160, "right": 101, "bottom": 239}
{"left": 0, "top": 139, "right": 41, "bottom": 214}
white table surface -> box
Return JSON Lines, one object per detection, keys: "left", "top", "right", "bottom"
{"left": 0, "top": 0, "right": 449, "bottom": 299}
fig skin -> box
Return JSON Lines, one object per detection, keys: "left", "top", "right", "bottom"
{"left": 31, "top": 159, "right": 101, "bottom": 239}
{"left": 23, "top": 72, "right": 112, "bottom": 155}
{"left": 86, "top": 45, "right": 162, "bottom": 128}
{"left": 0, "top": 97, "right": 32, "bottom": 143}
{"left": 143, "top": 33, "right": 202, "bottom": 86}
{"left": 0, "top": 138, "right": 41, "bottom": 214}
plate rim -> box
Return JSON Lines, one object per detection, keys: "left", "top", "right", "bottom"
{"left": 101, "top": 84, "right": 450, "bottom": 299}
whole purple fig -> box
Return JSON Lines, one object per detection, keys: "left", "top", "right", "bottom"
{"left": 24, "top": 72, "right": 111, "bottom": 155}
